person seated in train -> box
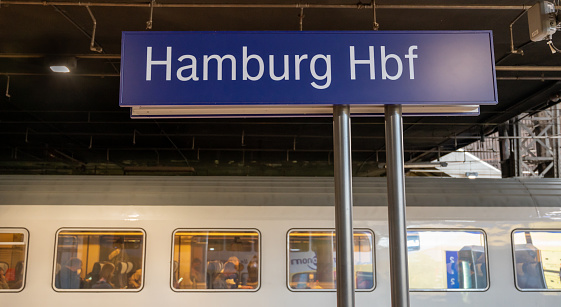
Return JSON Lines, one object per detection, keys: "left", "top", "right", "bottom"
{"left": 227, "top": 256, "right": 241, "bottom": 271}
{"left": 190, "top": 258, "right": 203, "bottom": 285}
{"left": 246, "top": 255, "right": 258, "bottom": 287}
{"left": 213, "top": 261, "right": 239, "bottom": 289}
{"left": 206, "top": 260, "right": 222, "bottom": 289}
{"left": 522, "top": 261, "right": 543, "bottom": 289}
{"left": 55, "top": 258, "right": 83, "bottom": 289}
{"left": 83, "top": 262, "right": 102, "bottom": 289}
{"left": 9, "top": 261, "right": 24, "bottom": 289}
{"left": 92, "top": 263, "right": 115, "bottom": 289}
{"left": 306, "top": 273, "right": 322, "bottom": 289}
{"left": 516, "top": 250, "right": 544, "bottom": 289}
{"left": 307, "top": 279, "right": 322, "bottom": 289}
{"left": 0, "top": 268, "right": 9, "bottom": 289}
{"left": 128, "top": 268, "right": 142, "bottom": 289}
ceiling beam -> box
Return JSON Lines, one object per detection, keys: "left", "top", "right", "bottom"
{"left": 483, "top": 81, "right": 561, "bottom": 126}
{"left": 497, "top": 66, "right": 561, "bottom": 72}
{"left": 0, "top": 1, "right": 543, "bottom": 10}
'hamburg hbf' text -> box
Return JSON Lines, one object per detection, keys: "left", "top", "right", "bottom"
{"left": 145, "top": 45, "right": 418, "bottom": 90}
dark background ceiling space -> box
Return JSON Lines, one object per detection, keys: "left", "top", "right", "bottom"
{"left": 1, "top": 1, "right": 561, "bottom": 176}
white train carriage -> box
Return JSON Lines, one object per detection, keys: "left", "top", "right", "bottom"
{"left": 0, "top": 175, "right": 561, "bottom": 306}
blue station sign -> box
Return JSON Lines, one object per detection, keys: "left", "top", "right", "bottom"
{"left": 120, "top": 31, "right": 497, "bottom": 108}
{"left": 446, "top": 250, "right": 460, "bottom": 289}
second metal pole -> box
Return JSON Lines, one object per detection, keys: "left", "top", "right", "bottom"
{"left": 333, "top": 105, "right": 355, "bottom": 307}
{"left": 384, "top": 104, "right": 410, "bottom": 307}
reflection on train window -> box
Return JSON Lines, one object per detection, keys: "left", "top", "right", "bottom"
{"left": 287, "top": 230, "right": 374, "bottom": 291}
{"left": 0, "top": 229, "right": 28, "bottom": 292}
{"left": 172, "top": 230, "right": 260, "bottom": 291}
{"left": 53, "top": 229, "right": 145, "bottom": 291}
{"left": 407, "top": 230, "right": 488, "bottom": 291}
{"left": 513, "top": 230, "right": 561, "bottom": 291}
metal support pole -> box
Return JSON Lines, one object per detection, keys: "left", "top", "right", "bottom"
{"left": 514, "top": 116, "right": 521, "bottom": 177}
{"left": 333, "top": 105, "right": 355, "bottom": 307}
{"left": 384, "top": 104, "right": 410, "bottom": 307}
{"left": 554, "top": 105, "right": 560, "bottom": 178}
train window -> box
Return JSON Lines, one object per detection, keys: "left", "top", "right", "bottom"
{"left": 53, "top": 229, "right": 145, "bottom": 291}
{"left": 287, "top": 229, "right": 375, "bottom": 291}
{"left": 0, "top": 229, "right": 28, "bottom": 292}
{"left": 407, "top": 229, "right": 488, "bottom": 291}
{"left": 172, "top": 229, "right": 260, "bottom": 291}
{"left": 513, "top": 230, "right": 561, "bottom": 291}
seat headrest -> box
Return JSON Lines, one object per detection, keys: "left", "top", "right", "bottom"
{"left": 118, "top": 262, "right": 128, "bottom": 274}
{"left": 0, "top": 262, "right": 8, "bottom": 273}
{"left": 207, "top": 261, "right": 223, "bottom": 274}
{"left": 126, "top": 262, "right": 134, "bottom": 274}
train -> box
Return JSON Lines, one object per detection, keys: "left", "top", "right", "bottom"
{"left": 0, "top": 175, "right": 560, "bottom": 306}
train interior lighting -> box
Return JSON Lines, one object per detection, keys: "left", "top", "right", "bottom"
{"left": 0, "top": 229, "right": 28, "bottom": 292}
{"left": 288, "top": 230, "right": 375, "bottom": 291}
{"left": 172, "top": 230, "right": 260, "bottom": 291}
{"left": 49, "top": 66, "right": 71, "bottom": 73}
{"left": 53, "top": 229, "right": 145, "bottom": 291}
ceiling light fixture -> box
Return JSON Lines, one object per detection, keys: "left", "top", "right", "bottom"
{"left": 49, "top": 66, "right": 71, "bottom": 73}
{"left": 48, "top": 57, "right": 77, "bottom": 73}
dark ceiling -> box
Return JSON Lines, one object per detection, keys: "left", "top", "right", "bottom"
{"left": 1, "top": 1, "right": 561, "bottom": 176}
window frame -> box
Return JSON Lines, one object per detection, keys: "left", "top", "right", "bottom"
{"left": 511, "top": 228, "right": 561, "bottom": 292}
{"left": 286, "top": 228, "right": 376, "bottom": 292}
{"left": 52, "top": 227, "right": 146, "bottom": 292}
{"left": 407, "top": 228, "right": 490, "bottom": 292}
{"left": 0, "top": 228, "right": 29, "bottom": 293}
{"left": 171, "top": 228, "right": 261, "bottom": 292}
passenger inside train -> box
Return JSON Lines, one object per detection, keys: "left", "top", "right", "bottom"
{"left": 0, "top": 268, "right": 9, "bottom": 289}
{"left": 0, "top": 230, "right": 27, "bottom": 291}
{"left": 55, "top": 257, "right": 83, "bottom": 289}
{"left": 92, "top": 263, "right": 115, "bottom": 289}
{"left": 172, "top": 230, "right": 260, "bottom": 290}
{"left": 54, "top": 230, "right": 145, "bottom": 291}
{"left": 3, "top": 223, "right": 561, "bottom": 295}
{"left": 129, "top": 269, "right": 142, "bottom": 289}
{"left": 213, "top": 261, "right": 239, "bottom": 289}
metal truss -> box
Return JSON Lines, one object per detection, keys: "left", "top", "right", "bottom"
{"left": 514, "top": 105, "right": 561, "bottom": 178}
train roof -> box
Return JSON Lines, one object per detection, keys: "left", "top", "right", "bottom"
{"left": 1, "top": 175, "right": 560, "bottom": 208}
